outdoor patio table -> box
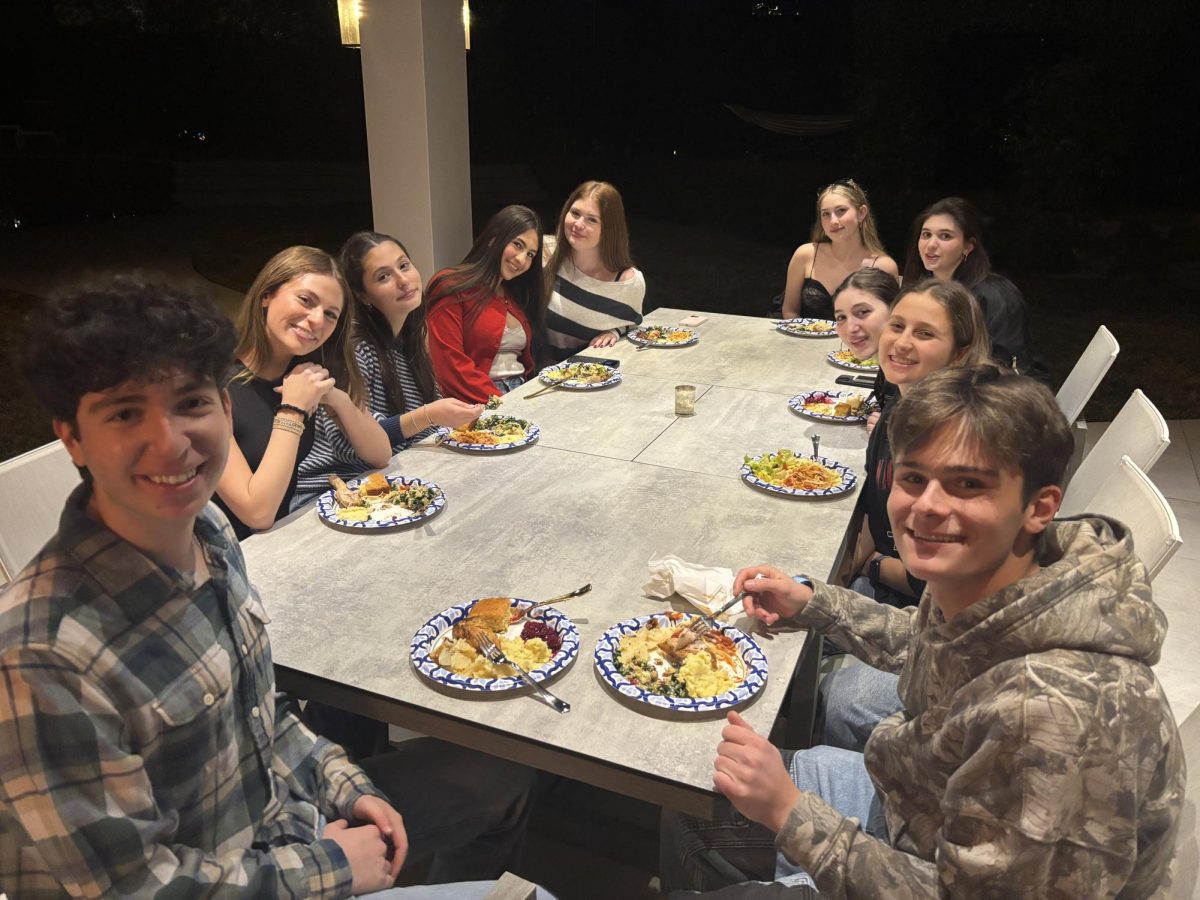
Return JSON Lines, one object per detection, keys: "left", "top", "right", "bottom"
{"left": 241, "top": 309, "right": 870, "bottom": 816}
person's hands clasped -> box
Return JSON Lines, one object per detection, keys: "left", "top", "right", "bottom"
{"left": 589, "top": 330, "right": 619, "bottom": 348}
{"left": 426, "top": 398, "right": 484, "bottom": 429}
{"left": 278, "top": 362, "right": 335, "bottom": 414}
{"left": 352, "top": 795, "right": 408, "bottom": 879}
{"left": 322, "top": 816, "right": 395, "bottom": 894}
{"left": 713, "top": 710, "right": 801, "bottom": 834}
{"left": 734, "top": 565, "right": 813, "bottom": 625}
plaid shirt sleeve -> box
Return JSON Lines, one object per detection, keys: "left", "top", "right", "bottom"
{"left": 270, "top": 699, "right": 390, "bottom": 823}
{"left": 0, "top": 643, "right": 354, "bottom": 899}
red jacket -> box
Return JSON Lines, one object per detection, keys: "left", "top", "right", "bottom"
{"left": 427, "top": 279, "right": 535, "bottom": 403}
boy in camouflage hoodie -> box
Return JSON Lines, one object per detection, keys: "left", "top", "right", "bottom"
{"left": 666, "top": 367, "right": 1185, "bottom": 898}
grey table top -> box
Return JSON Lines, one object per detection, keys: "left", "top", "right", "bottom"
{"left": 243, "top": 309, "right": 871, "bottom": 813}
{"left": 609, "top": 308, "right": 876, "bottom": 396}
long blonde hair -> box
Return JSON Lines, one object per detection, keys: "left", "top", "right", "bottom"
{"left": 234, "top": 245, "right": 365, "bottom": 406}
{"left": 545, "top": 181, "right": 635, "bottom": 296}
{"left": 809, "top": 178, "right": 887, "bottom": 255}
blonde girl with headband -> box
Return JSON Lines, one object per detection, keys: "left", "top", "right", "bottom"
{"left": 215, "top": 245, "right": 390, "bottom": 539}
{"left": 781, "top": 178, "right": 898, "bottom": 321}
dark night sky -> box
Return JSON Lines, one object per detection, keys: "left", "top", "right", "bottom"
{"left": 3, "top": 0, "right": 1199, "bottom": 243}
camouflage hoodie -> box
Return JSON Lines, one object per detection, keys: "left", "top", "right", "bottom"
{"left": 781, "top": 516, "right": 1185, "bottom": 898}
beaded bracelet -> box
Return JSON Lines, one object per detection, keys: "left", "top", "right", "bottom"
{"left": 272, "top": 414, "right": 306, "bottom": 436}
{"left": 277, "top": 402, "right": 308, "bottom": 422}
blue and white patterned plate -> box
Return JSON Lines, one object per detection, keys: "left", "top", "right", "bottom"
{"left": 410, "top": 598, "right": 580, "bottom": 692}
{"left": 788, "top": 391, "right": 872, "bottom": 424}
{"left": 777, "top": 317, "right": 838, "bottom": 338}
{"left": 826, "top": 349, "right": 879, "bottom": 371}
{"left": 315, "top": 474, "right": 446, "bottom": 530}
{"left": 594, "top": 614, "right": 768, "bottom": 712}
{"left": 437, "top": 422, "right": 540, "bottom": 452}
{"left": 740, "top": 454, "right": 858, "bottom": 498}
{"left": 537, "top": 362, "right": 622, "bottom": 390}
{"left": 627, "top": 326, "right": 699, "bottom": 348}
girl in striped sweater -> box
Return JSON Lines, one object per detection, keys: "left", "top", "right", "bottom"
{"left": 292, "top": 232, "right": 482, "bottom": 507}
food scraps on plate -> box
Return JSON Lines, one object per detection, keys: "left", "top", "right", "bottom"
{"left": 328, "top": 473, "right": 440, "bottom": 523}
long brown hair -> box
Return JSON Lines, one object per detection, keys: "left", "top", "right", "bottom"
{"left": 809, "top": 178, "right": 888, "bottom": 255}
{"left": 892, "top": 278, "right": 992, "bottom": 369}
{"left": 902, "top": 197, "right": 992, "bottom": 288}
{"left": 426, "top": 205, "right": 547, "bottom": 361}
{"left": 544, "top": 180, "right": 635, "bottom": 296}
{"left": 234, "top": 245, "right": 365, "bottom": 406}
{"left": 340, "top": 231, "right": 438, "bottom": 413}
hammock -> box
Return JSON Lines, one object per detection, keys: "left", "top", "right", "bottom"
{"left": 724, "top": 104, "right": 854, "bottom": 137}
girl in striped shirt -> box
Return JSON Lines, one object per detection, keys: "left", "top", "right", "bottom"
{"left": 293, "top": 232, "right": 482, "bottom": 507}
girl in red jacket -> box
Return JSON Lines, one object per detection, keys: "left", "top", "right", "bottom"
{"left": 426, "top": 205, "right": 547, "bottom": 402}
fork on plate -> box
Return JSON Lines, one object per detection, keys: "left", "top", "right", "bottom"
{"left": 681, "top": 588, "right": 751, "bottom": 641}
{"left": 476, "top": 635, "right": 570, "bottom": 714}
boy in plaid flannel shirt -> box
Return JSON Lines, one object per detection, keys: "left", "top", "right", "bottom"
{"left": 0, "top": 281, "right": 540, "bottom": 899}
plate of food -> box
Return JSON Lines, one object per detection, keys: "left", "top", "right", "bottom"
{"left": 741, "top": 449, "right": 857, "bottom": 498}
{"left": 438, "top": 414, "right": 539, "bottom": 451}
{"left": 788, "top": 390, "right": 874, "bottom": 424}
{"left": 594, "top": 611, "right": 768, "bottom": 712}
{"left": 538, "top": 361, "right": 622, "bottom": 390}
{"left": 627, "top": 325, "right": 698, "bottom": 347}
{"left": 826, "top": 349, "right": 879, "bottom": 371}
{"left": 777, "top": 317, "right": 838, "bottom": 338}
{"left": 317, "top": 473, "right": 446, "bottom": 529}
{"left": 410, "top": 596, "right": 580, "bottom": 692}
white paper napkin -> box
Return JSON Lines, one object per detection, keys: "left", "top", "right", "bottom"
{"left": 643, "top": 554, "right": 735, "bottom": 618}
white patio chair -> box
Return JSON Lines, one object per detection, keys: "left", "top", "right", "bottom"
{"left": 1055, "top": 325, "right": 1120, "bottom": 423}
{"left": 1083, "top": 455, "right": 1182, "bottom": 581}
{"left": 1060, "top": 390, "right": 1170, "bottom": 516}
{"left": 0, "top": 441, "right": 80, "bottom": 582}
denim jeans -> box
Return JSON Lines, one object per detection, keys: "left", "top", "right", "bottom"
{"left": 492, "top": 374, "right": 526, "bottom": 394}
{"left": 773, "top": 746, "right": 888, "bottom": 886}
{"left": 818, "top": 658, "right": 903, "bottom": 752}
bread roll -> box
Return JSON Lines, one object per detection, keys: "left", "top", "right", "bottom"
{"left": 468, "top": 597, "right": 513, "bottom": 632}
{"left": 361, "top": 472, "right": 391, "bottom": 496}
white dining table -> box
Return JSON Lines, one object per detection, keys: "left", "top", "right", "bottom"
{"left": 242, "top": 308, "right": 873, "bottom": 816}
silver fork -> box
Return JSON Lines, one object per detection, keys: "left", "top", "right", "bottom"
{"left": 683, "top": 572, "right": 764, "bottom": 640}
{"left": 509, "top": 583, "right": 592, "bottom": 625}
{"left": 682, "top": 589, "right": 749, "bottom": 641}
{"left": 477, "top": 636, "right": 570, "bottom": 714}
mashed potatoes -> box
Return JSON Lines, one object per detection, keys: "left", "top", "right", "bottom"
{"left": 615, "top": 622, "right": 742, "bottom": 699}
{"left": 435, "top": 635, "right": 552, "bottom": 678}
{"left": 678, "top": 653, "right": 735, "bottom": 697}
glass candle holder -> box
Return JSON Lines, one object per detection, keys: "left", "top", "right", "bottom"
{"left": 674, "top": 384, "right": 697, "bottom": 416}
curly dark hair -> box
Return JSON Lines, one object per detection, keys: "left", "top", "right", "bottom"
{"left": 21, "top": 277, "right": 237, "bottom": 425}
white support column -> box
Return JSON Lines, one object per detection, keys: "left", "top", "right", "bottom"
{"left": 359, "top": 0, "right": 472, "bottom": 277}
